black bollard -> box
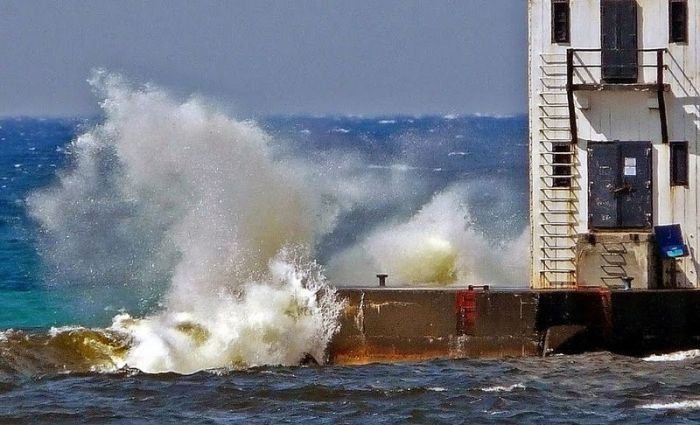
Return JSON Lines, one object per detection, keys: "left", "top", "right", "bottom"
{"left": 621, "top": 276, "right": 634, "bottom": 290}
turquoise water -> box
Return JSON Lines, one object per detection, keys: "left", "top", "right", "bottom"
{"left": 0, "top": 118, "right": 78, "bottom": 328}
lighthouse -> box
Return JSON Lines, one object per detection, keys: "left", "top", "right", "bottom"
{"left": 529, "top": 0, "right": 700, "bottom": 289}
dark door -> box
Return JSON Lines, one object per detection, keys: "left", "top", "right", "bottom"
{"left": 588, "top": 141, "right": 652, "bottom": 229}
{"left": 601, "top": 0, "right": 638, "bottom": 83}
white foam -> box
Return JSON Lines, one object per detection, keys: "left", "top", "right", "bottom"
{"left": 481, "top": 383, "right": 526, "bottom": 393}
{"left": 0, "top": 329, "right": 14, "bottom": 342}
{"left": 643, "top": 349, "right": 700, "bottom": 362}
{"left": 639, "top": 400, "right": 700, "bottom": 410}
{"left": 48, "top": 325, "right": 88, "bottom": 337}
{"left": 428, "top": 387, "right": 447, "bottom": 392}
{"left": 328, "top": 187, "right": 528, "bottom": 286}
{"left": 108, "top": 252, "right": 342, "bottom": 374}
{"left": 29, "top": 71, "right": 342, "bottom": 374}
{"left": 331, "top": 128, "right": 350, "bottom": 133}
{"left": 378, "top": 119, "right": 396, "bottom": 124}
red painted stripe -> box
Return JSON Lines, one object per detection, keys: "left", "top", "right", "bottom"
{"left": 455, "top": 291, "right": 477, "bottom": 336}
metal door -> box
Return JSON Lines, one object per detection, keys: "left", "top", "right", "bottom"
{"left": 601, "top": 0, "right": 638, "bottom": 83}
{"left": 588, "top": 142, "right": 652, "bottom": 229}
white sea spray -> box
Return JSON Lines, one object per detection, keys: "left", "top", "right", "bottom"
{"left": 26, "top": 70, "right": 528, "bottom": 372}
{"left": 29, "top": 71, "right": 342, "bottom": 373}
{"left": 327, "top": 187, "right": 528, "bottom": 286}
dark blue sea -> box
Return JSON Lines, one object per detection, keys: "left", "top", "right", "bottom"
{"left": 1, "top": 113, "right": 699, "bottom": 423}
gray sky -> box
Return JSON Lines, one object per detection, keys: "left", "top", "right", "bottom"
{"left": 0, "top": 0, "right": 526, "bottom": 117}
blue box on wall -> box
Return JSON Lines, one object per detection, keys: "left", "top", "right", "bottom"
{"left": 654, "top": 224, "right": 689, "bottom": 259}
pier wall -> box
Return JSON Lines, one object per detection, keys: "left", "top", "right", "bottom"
{"left": 328, "top": 288, "right": 700, "bottom": 364}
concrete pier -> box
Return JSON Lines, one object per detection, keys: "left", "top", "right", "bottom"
{"left": 327, "top": 287, "right": 700, "bottom": 364}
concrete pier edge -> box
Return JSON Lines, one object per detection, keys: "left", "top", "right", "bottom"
{"left": 327, "top": 287, "right": 700, "bottom": 365}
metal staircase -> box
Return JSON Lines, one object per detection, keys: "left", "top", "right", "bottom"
{"left": 536, "top": 53, "right": 578, "bottom": 288}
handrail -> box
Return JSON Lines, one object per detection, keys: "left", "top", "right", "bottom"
{"left": 565, "top": 47, "right": 668, "bottom": 84}
{"left": 566, "top": 49, "right": 577, "bottom": 144}
{"left": 569, "top": 48, "right": 666, "bottom": 53}
{"left": 564, "top": 48, "right": 669, "bottom": 144}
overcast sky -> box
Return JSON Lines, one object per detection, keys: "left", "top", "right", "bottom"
{"left": 0, "top": 0, "right": 526, "bottom": 117}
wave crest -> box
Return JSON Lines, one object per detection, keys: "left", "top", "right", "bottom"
{"left": 26, "top": 72, "right": 342, "bottom": 374}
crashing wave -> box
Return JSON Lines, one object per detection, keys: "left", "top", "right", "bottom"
{"left": 25, "top": 71, "right": 342, "bottom": 374}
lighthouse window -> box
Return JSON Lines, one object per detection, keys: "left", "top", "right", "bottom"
{"left": 670, "top": 0, "right": 688, "bottom": 43}
{"left": 670, "top": 141, "right": 688, "bottom": 186}
{"left": 552, "top": 143, "right": 572, "bottom": 187}
{"left": 552, "top": 0, "right": 570, "bottom": 44}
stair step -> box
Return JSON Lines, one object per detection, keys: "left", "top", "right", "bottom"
{"left": 541, "top": 127, "right": 572, "bottom": 131}
{"left": 540, "top": 132, "right": 571, "bottom": 137}
{"left": 539, "top": 152, "right": 575, "bottom": 156}
{"left": 540, "top": 201, "right": 575, "bottom": 206}
{"left": 540, "top": 281, "right": 577, "bottom": 287}
{"left": 539, "top": 140, "right": 574, "bottom": 144}
{"left": 540, "top": 188, "right": 577, "bottom": 192}
{"left": 540, "top": 196, "right": 576, "bottom": 200}
{"left": 541, "top": 244, "right": 577, "bottom": 249}
{"left": 540, "top": 121, "right": 571, "bottom": 126}
{"left": 541, "top": 261, "right": 575, "bottom": 266}
{"left": 540, "top": 163, "right": 574, "bottom": 167}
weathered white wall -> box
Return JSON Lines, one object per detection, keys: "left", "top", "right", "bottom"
{"left": 529, "top": 0, "right": 700, "bottom": 287}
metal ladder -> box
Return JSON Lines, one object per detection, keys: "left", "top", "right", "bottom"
{"left": 537, "top": 53, "right": 578, "bottom": 288}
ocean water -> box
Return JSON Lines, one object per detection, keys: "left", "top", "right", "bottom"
{"left": 1, "top": 77, "right": 698, "bottom": 423}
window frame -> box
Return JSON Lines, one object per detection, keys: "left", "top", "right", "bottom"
{"left": 551, "top": 0, "right": 570, "bottom": 44}
{"left": 669, "top": 0, "right": 688, "bottom": 44}
{"left": 552, "top": 142, "right": 572, "bottom": 188}
{"left": 670, "top": 141, "right": 689, "bottom": 187}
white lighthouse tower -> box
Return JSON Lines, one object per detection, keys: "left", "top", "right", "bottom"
{"left": 528, "top": 0, "right": 700, "bottom": 289}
